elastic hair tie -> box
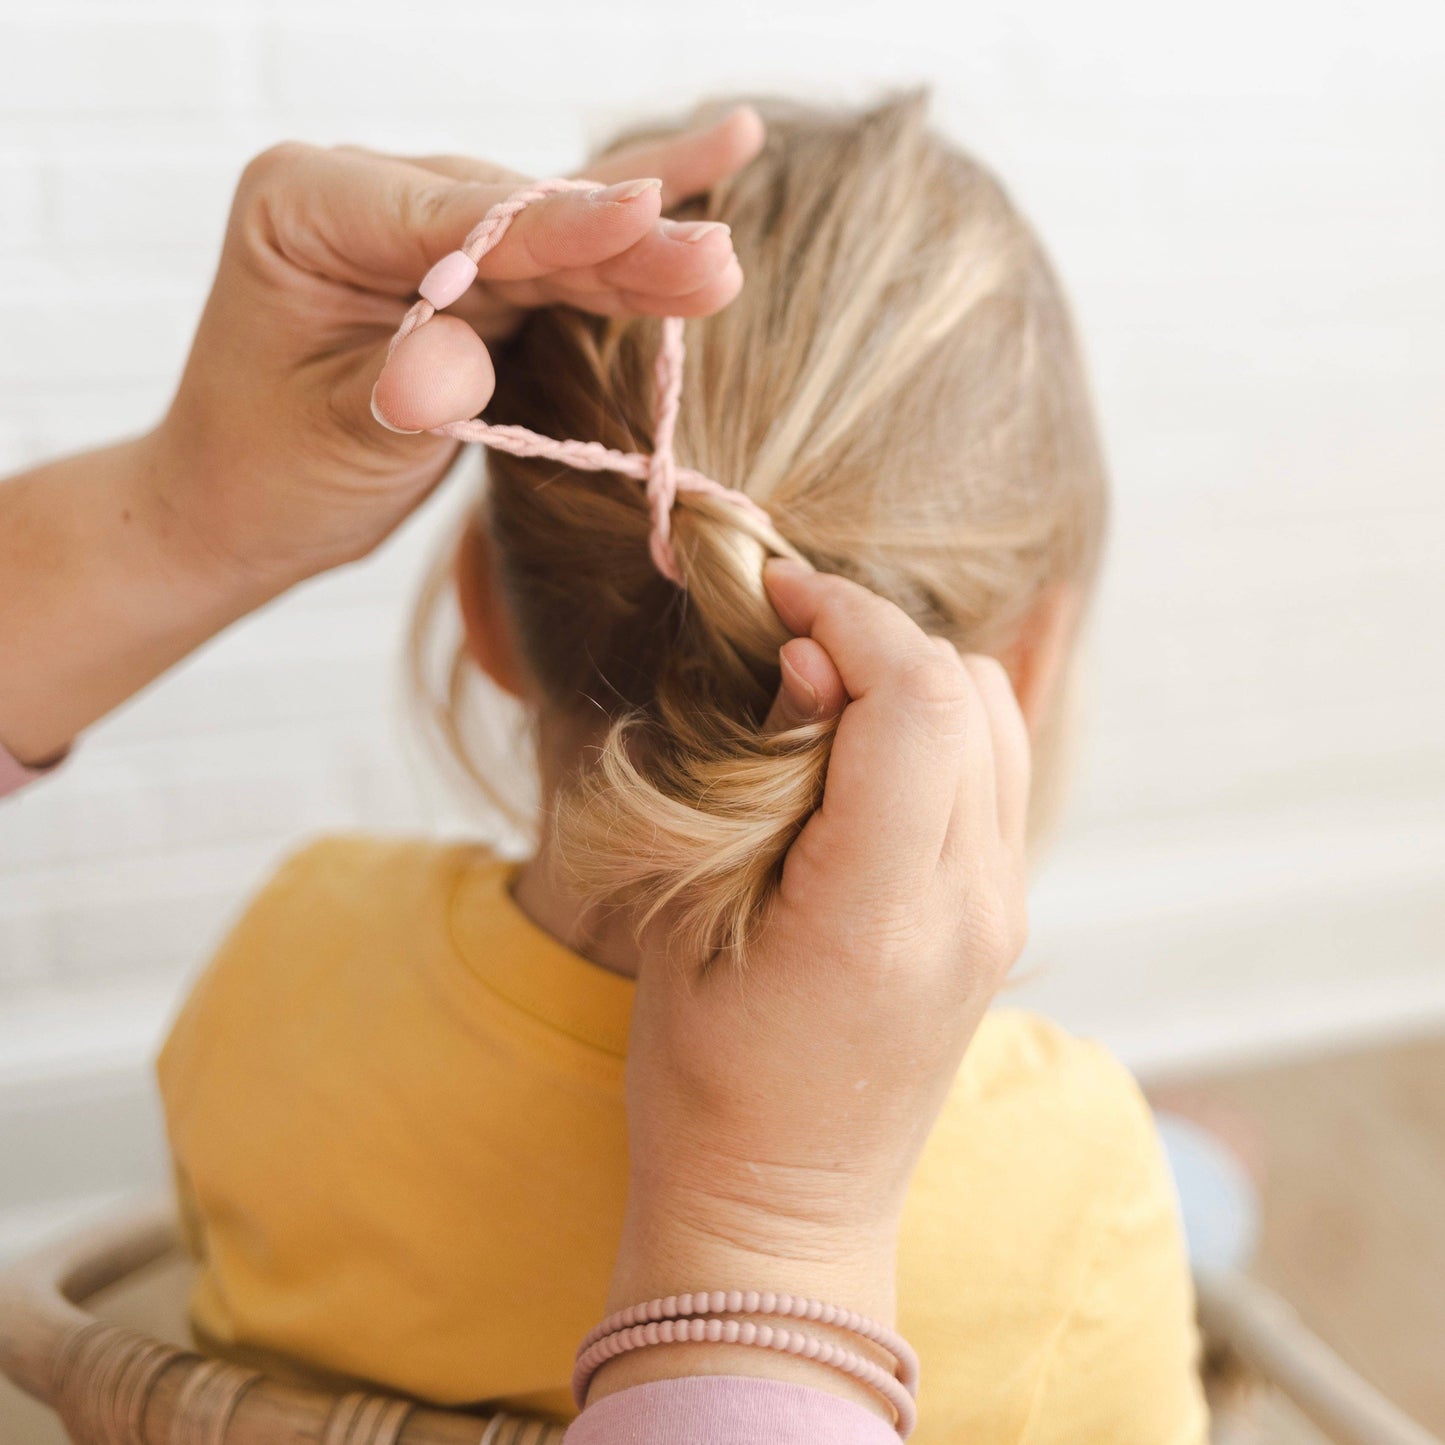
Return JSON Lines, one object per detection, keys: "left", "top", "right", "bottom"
{"left": 384, "top": 177, "right": 776, "bottom": 586}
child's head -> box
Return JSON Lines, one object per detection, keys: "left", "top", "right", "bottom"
{"left": 424, "top": 93, "right": 1107, "bottom": 959}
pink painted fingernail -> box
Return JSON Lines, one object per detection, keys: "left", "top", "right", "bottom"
{"left": 591, "top": 177, "right": 662, "bottom": 204}
{"left": 661, "top": 219, "right": 731, "bottom": 244}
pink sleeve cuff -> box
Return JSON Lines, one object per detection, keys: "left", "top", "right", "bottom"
{"left": 563, "top": 1377, "right": 899, "bottom": 1445}
{"left": 0, "top": 739, "right": 60, "bottom": 799}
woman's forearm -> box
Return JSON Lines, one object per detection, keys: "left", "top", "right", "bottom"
{"left": 0, "top": 434, "right": 272, "bottom": 764}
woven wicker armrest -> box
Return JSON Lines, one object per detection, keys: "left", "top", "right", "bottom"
{"left": 0, "top": 1199, "right": 564, "bottom": 1445}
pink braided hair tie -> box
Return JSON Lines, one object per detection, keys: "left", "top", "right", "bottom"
{"left": 385, "top": 177, "right": 775, "bottom": 586}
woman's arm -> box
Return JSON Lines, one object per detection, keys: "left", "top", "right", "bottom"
{"left": 0, "top": 435, "right": 272, "bottom": 766}
{"left": 565, "top": 563, "right": 1034, "bottom": 1440}
{"left": 0, "top": 112, "right": 763, "bottom": 768}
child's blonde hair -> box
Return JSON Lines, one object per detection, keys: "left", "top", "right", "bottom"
{"left": 418, "top": 92, "right": 1107, "bottom": 961}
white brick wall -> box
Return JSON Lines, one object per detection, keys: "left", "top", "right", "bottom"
{"left": 0, "top": 19, "right": 239, "bottom": 115}
{"left": 1, "top": 0, "right": 1443, "bottom": 1248}
{"left": 0, "top": 155, "right": 43, "bottom": 254}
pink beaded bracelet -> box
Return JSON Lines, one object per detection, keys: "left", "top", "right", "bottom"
{"left": 577, "top": 1290, "right": 920, "bottom": 1392}
{"left": 573, "top": 1292, "right": 920, "bottom": 1438}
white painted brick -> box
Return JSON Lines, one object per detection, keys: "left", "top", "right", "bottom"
{"left": 21, "top": 383, "right": 179, "bottom": 458}
{"left": 0, "top": 115, "right": 253, "bottom": 158}
{"left": 0, "top": 19, "right": 236, "bottom": 115}
{"left": 0, "top": 908, "right": 53, "bottom": 990}
{"left": 0, "top": 722, "right": 396, "bottom": 871}
{"left": 0, "top": 290, "right": 197, "bottom": 386}
{"left": 92, "top": 660, "right": 389, "bottom": 747}
{"left": 52, "top": 154, "right": 240, "bottom": 252}
{"left": 0, "top": 839, "right": 280, "bottom": 980}
{"left": 50, "top": 890, "right": 233, "bottom": 981}
{"left": 0, "top": 412, "right": 40, "bottom": 473}
{"left": 0, "top": 156, "right": 45, "bottom": 253}
{"left": 260, "top": 21, "right": 665, "bottom": 116}
{"left": 0, "top": 774, "right": 84, "bottom": 876}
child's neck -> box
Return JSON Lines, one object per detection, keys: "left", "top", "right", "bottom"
{"left": 511, "top": 829, "right": 644, "bottom": 982}
{"left": 509, "top": 718, "right": 647, "bottom": 981}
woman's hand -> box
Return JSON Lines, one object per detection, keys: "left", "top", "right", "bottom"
{"left": 0, "top": 112, "right": 763, "bottom": 765}
{"left": 594, "top": 561, "right": 1031, "bottom": 1410}
{"left": 153, "top": 108, "right": 762, "bottom": 595}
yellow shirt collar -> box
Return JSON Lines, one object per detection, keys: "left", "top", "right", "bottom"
{"left": 448, "top": 855, "right": 635, "bottom": 1057}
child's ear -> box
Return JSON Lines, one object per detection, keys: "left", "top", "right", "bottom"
{"left": 998, "top": 584, "right": 1080, "bottom": 738}
{"left": 454, "top": 517, "right": 530, "bottom": 700}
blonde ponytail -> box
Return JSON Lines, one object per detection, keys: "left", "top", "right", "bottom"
{"left": 560, "top": 494, "right": 834, "bottom": 963}
{"left": 418, "top": 92, "right": 1107, "bottom": 962}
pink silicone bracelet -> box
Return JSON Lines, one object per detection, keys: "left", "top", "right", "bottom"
{"left": 577, "top": 1291, "right": 919, "bottom": 1394}
{"left": 572, "top": 1318, "right": 917, "bottom": 1438}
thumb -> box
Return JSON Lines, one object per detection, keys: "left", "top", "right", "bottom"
{"left": 762, "top": 637, "right": 848, "bottom": 732}
{"left": 368, "top": 317, "right": 496, "bottom": 435}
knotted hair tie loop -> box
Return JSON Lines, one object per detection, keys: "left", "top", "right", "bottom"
{"left": 385, "top": 177, "right": 776, "bottom": 586}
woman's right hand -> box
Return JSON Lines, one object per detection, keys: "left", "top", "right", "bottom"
{"left": 595, "top": 560, "right": 1031, "bottom": 1406}
{"left": 152, "top": 110, "right": 760, "bottom": 600}
{"left": 0, "top": 113, "right": 763, "bottom": 767}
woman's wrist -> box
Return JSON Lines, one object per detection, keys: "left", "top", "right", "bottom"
{"left": 126, "top": 426, "right": 294, "bottom": 613}
{"left": 0, "top": 432, "right": 281, "bottom": 764}
{"left": 588, "top": 1193, "right": 902, "bottom": 1423}
{"left": 607, "top": 1187, "right": 899, "bottom": 1315}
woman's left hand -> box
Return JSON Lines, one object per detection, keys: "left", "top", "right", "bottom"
{"left": 594, "top": 563, "right": 1032, "bottom": 1413}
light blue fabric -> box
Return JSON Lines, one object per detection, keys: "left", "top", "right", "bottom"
{"left": 1155, "top": 1110, "right": 1261, "bottom": 1275}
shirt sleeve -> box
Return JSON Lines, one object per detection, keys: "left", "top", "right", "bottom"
{"left": 562, "top": 1377, "right": 900, "bottom": 1445}
{"left": 1018, "top": 1082, "right": 1210, "bottom": 1445}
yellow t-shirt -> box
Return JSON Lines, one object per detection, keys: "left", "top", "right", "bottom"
{"left": 157, "top": 835, "right": 1207, "bottom": 1443}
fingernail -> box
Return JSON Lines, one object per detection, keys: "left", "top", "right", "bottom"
{"left": 779, "top": 651, "right": 820, "bottom": 717}
{"left": 662, "top": 219, "right": 731, "bottom": 244}
{"left": 370, "top": 386, "right": 421, "bottom": 436}
{"left": 591, "top": 177, "right": 663, "bottom": 204}
{"left": 764, "top": 557, "right": 810, "bottom": 581}
{"left": 763, "top": 558, "right": 810, "bottom": 631}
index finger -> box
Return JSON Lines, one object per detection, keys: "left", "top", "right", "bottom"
{"left": 237, "top": 144, "right": 661, "bottom": 295}
{"left": 765, "top": 561, "right": 970, "bottom": 879}
{"left": 391, "top": 106, "right": 767, "bottom": 214}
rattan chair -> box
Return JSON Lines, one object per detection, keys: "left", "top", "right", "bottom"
{"left": 0, "top": 1200, "right": 563, "bottom": 1444}
{"left": 3, "top": 1201, "right": 1442, "bottom": 1445}
{"left": 1195, "top": 1271, "right": 1442, "bottom": 1445}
